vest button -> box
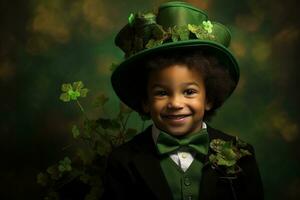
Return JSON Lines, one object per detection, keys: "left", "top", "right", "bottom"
{"left": 185, "top": 195, "right": 192, "bottom": 200}
{"left": 184, "top": 177, "right": 191, "bottom": 186}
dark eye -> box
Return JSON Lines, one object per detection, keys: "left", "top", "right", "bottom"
{"left": 154, "top": 90, "right": 167, "bottom": 96}
{"left": 184, "top": 89, "right": 197, "bottom": 96}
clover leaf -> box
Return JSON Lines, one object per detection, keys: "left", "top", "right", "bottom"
{"left": 94, "top": 93, "right": 109, "bottom": 108}
{"left": 58, "top": 157, "right": 72, "bottom": 172}
{"left": 72, "top": 125, "right": 80, "bottom": 139}
{"left": 202, "top": 20, "right": 213, "bottom": 33}
{"left": 152, "top": 24, "right": 166, "bottom": 40}
{"left": 96, "top": 139, "right": 112, "bottom": 156}
{"left": 173, "top": 25, "right": 190, "bottom": 41}
{"left": 37, "top": 172, "right": 49, "bottom": 186}
{"left": 60, "top": 81, "right": 88, "bottom": 102}
{"left": 46, "top": 165, "right": 61, "bottom": 180}
{"left": 188, "top": 24, "right": 206, "bottom": 39}
{"left": 145, "top": 39, "right": 164, "bottom": 49}
{"left": 209, "top": 138, "right": 252, "bottom": 175}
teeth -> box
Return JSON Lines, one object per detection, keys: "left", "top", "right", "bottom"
{"left": 166, "top": 115, "right": 187, "bottom": 119}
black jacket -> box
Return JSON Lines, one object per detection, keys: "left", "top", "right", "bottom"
{"left": 101, "top": 125, "right": 264, "bottom": 200}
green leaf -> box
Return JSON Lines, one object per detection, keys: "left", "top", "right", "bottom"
{"left": 226, "top": 166, "right": 237, "bottom": 174}
{"left": 44, "top": 191, "right": 59, "bottom": 200}
{"left": 142, "top": 12, "right": 156, "bottom": 23}
{"left": 80, "top": 88, "right": 88, "bottom": 97}
{"left": 222, "top": 148, "right": 238, "bottom": 160}
{"left": 37, "top": 172, "right": 48, "bottom": 186}
{"left": 188, "top": 24, "right": 206, "bottom": 39}
{"left": 72, "top": 125, "right": 80, "bottom": 139}
{"left": 83, "top": 119, "right": 98, "bottom": 135}
{"left": 145, "top": 39, "right": 163, "bottom": 49}
{"left": 68, "top": 90, "right": 80, "bottom": 100}
{"left": 72, "top": 81, "right": 84, "bottom": 91}
{"left": 59, "top": 93, "right": 70, "bottom": 102}
{"left": 223, "top": 140, "right": 233, "bottom": 149}
{"left": 61, "top": 83, "right": 72, "bottom": 92}
{"left": 216, "top": 153, "right": 236, "bottom": 167}
{"left": 210, "top": 139, "right": 225, "bottom": 153}
{"left": 209, "top": 154, "right": 217, "bottom": 163}
{"left": 236, "top": 136, "right": 248, "bottom": 148}
{"left": 174, "top": 25, "right": 189, "bottom": 41}
{"left": 187, "top": 24, "right": 198, "bottom": 33}
{"left": 152, "top": 24, "right": 166, "bottom": 39}
{"left": 171, "top": 34, "right": 179, "bottom": 42}
{"left": 120, "top": 102, "right": 132, "bottom": 114}
{"left": 110, "top": 62, "right": 119, "bottom": 72}
{"left": 96, "top": 139, "right": 111, "bottom": 156}
{"left": 46, "top": 165, "right": 61, "bottom": 180}
{"left": 240, "top": 149, "right": 252, "bottom": 156}
{"left": 128, "top": 13, "right": 135, "bottom": 26}
{"left": 77, "top": 148, "right": 95, "bottom": 165}
{"left": 94, "top": 94, "right": 109, "bottom": 107}
{"left": 80, "top": 174, "right": 91, "bottom": 184}
{"left": 202, "top": 20, "right": 213, "bottom": 33}
{"left": 58, "top": 157, "right": 72, "bottom": 172}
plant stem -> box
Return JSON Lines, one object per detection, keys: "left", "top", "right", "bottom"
{"left": 76, "top": 100, "right": 88, "bottom": 119}
{"left": 121, "top": 113, "right": 131, "bottom": 134}
{"left": 62, "top": 143, "right": 73, "bottom": 151}
{"left": 76, "top": 100, "right": 85, "bottom": 113}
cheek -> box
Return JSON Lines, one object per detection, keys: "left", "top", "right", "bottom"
{"left": 190, "top": 99, "right": 206, "bottom": 111}
{"left": 150, "top": 99, "right": 166, "bottom": 113}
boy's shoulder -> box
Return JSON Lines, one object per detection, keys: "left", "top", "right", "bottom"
{"left": 207, "top": 125, "right": 235, "bottom": 140}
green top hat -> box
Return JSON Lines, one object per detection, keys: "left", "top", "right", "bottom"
{"left": 111, "top": 1, "right": 239, "bottom": 114}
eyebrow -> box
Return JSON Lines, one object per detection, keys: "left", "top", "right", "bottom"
{"left": 150, "top": 82, "right": 199, "bottom": 89}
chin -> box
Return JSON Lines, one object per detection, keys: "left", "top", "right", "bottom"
{"left": 163, "top": 127, "right": 190, "bottom": 136}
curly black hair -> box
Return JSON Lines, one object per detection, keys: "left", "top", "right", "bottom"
{"left": 138, "top": 48, "right": 236, "bottom": 122}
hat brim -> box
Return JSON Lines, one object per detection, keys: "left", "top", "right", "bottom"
{"left": 111, "top": 39, "right": 239, "bottom": 113}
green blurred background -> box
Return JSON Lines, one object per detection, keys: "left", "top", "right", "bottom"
{"left": 1, "top": 0, "right": 299, "bottom": 199}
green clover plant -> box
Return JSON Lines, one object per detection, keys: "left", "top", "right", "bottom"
{"left": 208, "top": 137, "right": 252, "bottom": 175}
{"left": 37, "top": 81, "right": 146, "bottom": 200}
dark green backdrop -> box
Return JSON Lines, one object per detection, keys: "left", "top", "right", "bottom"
{"left": 1, "top": 0, "right": 299, "bottom": 199}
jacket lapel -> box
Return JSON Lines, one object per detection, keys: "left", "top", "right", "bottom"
{"left": 132, "top": 125, "right": 173, "bottom": 200}
{"left": 199, "top": 125, "right": 237, "bottom": 199}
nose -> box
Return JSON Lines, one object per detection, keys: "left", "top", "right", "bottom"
{"left": 167, "top": 95, "right": 184, "bottom": 109}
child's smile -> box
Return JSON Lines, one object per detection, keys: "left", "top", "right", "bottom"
{"left": 143, "top": 64, "right": 212, "bottom": 136}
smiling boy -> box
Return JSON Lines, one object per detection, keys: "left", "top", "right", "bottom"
{"left": 101, "top": 1, "right": 264, "bottom": 200}
{"left": 143, "top": 63, "right": 210, "bottom": 136}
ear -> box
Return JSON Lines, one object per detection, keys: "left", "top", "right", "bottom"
{"left": 205, "top": 101, "right": 213, "bottom": 111}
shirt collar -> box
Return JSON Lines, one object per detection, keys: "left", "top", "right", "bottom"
{"left": 152, "top": 121, "right": 207, "bottom": 144}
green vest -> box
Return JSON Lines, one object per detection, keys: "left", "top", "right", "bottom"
{"left": 160, "top": 155, "right": 203, "bottom": 200}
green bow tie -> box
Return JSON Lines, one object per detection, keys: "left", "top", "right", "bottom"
{"left": 156, "top": 129, "right": 209, "bottom": 156}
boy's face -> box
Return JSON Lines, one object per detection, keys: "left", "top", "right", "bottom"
{"left": 143, "top": 64, "right": 212, "bottom": 136}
